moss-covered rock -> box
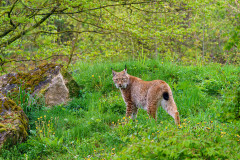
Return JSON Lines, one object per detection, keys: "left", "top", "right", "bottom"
{"left": 0, "top": 63, "right": 81, "bottom": 106}
{"left": 0, "top": 63, "right": 80, "bottom": 149}
{"left": 0, "top": 92, "right": 29, "bottom": 149}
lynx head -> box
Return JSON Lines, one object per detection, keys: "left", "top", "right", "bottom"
{"left": 112, "top": 65, "right": 129, "bottom": 89}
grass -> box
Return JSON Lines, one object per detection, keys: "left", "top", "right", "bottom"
{"left": 1, "top": 59, "right": 240, "bottom": 159}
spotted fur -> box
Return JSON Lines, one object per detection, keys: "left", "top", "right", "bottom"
{"left": 112, "top": 68, "right": 180, "bottom": 125}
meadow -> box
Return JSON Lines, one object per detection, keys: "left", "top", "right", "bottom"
{"left": 1, "top": 59, "right": 240, "bottom": 159}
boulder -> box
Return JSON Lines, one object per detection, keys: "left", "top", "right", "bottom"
{"left": 0, "top": 63, "right": 81, "bottom": 107}
{"left": 0, "top": 92, "right": 28, "bottom": 149}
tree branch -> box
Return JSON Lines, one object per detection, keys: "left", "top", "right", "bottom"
{"left": 0, "top": 0, "right": 20, "bottom": 38}
{"left": 31, "top": 30, "right": 112, "bottom": 35}
{"left": 0, "top": 5, "right": 60, "bottom": 48}
{"left": 36, "top": 1, "right": 165, "bottom": 15}
{"left": 67, "top": 15, "right": 106, "bottom": 30}
{"left": 131, "top": 5, "right": 191, "bottom": 13}
{"left": 8, "top": 0, "right": 19, "bottom": 28}
{"left": 4, "top": 54, "right": 71, "bottom": 63}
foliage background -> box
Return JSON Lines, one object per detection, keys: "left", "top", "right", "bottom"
{"left": 0, "top": 0, "right": 239, "bottom": 74}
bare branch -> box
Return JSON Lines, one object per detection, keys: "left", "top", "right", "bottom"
{"left": 104, "top": 8, "right": 139, "bottom": 26}
{"left": 67, "top": 15, "right": 105, "bottom": 30}
{"left": 131, "top": 5, "right": 191, "bottom": 13}
{"left": 31, "top": 30, "right": 112, "bottom": 35}
{"left": 5, "top": 54, "right": 70, "bottom": 63}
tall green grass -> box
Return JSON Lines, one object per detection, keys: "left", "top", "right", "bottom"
{"left": 1, "top": 59, "right": 239, "bottom": 159}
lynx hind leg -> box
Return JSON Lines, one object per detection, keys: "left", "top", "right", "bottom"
{"left": 161, "top": 92, "right": 180, "bottom": 125}
{"left": 147, "top": 104, "right": 157, "bottom": 121}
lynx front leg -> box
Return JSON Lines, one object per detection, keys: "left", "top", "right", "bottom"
{"left": 126, "top": 103, "right": 134, "bottom": 118}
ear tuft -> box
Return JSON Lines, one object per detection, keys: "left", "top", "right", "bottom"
{"left": 124, "top": 65, "right": 127, "bottom": 73}
{"left": 112, "top": 68, "right": 116, "bottom": 76}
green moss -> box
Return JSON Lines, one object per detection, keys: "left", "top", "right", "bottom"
{"left": 0, "top": 123, "right": 5, "bottom": 128}
{"left": 15, "top": 114, "right": 28, "bottom": 129}
{"left": 5, "top": 63, "right": 61, "bottom": 95}
{"left": 0, "top": 128, "right": 7, "bottom": 133}
{"left": 2, "top": 99, "right": 21, "bottom": 112}
{"left": 18, "top": 124, "right": 28, "bottom": 138}
{"left": 38, "top": 84, "right": 49, "bottom": 95}
{"left": 61, "top": 68, "right": 81, "bottom": 98}
{"left": 0, "top": 101, "right": 2, "bottom": 113}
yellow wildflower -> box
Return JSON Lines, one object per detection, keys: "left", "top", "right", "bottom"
{"left": 92, "top": 75, "right": 94, "bottom": 77}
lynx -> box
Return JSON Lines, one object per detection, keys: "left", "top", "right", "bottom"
{"left": 112, "top": 66, "right": 180, "bottom": 125}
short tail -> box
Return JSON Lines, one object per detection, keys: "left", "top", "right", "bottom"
{"left": 163, "top": 92, "right": 169, "bottom": 100}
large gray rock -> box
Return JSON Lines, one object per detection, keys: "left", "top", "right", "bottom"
{"left": 44, "top": 72, "right": 69, "bottom": 106}
{"left": 0, "top": 63, "right": 80, "bottom": 107}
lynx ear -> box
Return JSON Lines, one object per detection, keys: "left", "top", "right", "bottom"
{"left": 124, "top": 65, "right": 127, "bottom": 73}
{"left": 112, "top": 68, "right": 116, "bottom": 76}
